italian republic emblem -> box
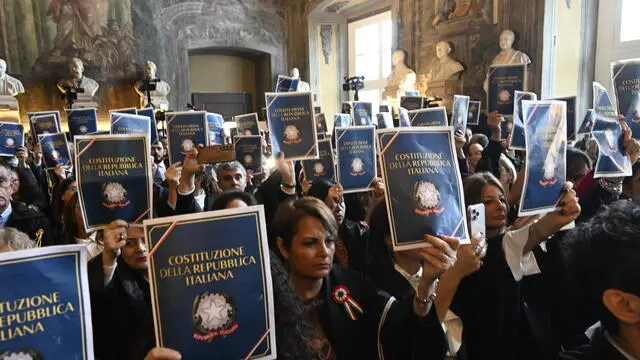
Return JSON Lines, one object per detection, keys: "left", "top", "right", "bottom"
{"left": 192, "top": 292, "right": 238, "bottom": 341}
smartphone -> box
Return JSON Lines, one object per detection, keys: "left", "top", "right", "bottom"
{"left": 467, "top": 204, "right": 486, "bottom": 238}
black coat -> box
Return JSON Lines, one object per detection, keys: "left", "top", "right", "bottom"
{"left": 558, "top": 328, "right": 628, "bottom": 360}
{"left": 7, "top": 201, "right": 52, "bottom": 247}
{"left": 450, "top": 233, "right": 549, "bottom": 360}
{"left": 88, "top": 256, "right": 155, "bottom": 360}
{"left": 318, "top": 266, "right": 447, "bottom": 360}
{"left": 338, "top": 219, "right": 369, "bottom": 272}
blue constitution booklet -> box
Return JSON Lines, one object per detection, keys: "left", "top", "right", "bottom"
{"left": 592, "top": 82, "right": 633, "bottom": 178}
{"left": 137, "top": 107, "right": 160, "bottom": 145}
{"left": 75, "top": 134, "right": 153, "bottom": 231}
{"left": 510, "top": 90, "right": 538, "bottom": 150}
{"left": 38, "top": 132, "right": 70, "bottom": 170}
{"left": 266, "top": 92, "right": 318, "bottom": 160}
{"left": 352, "top": 102, "right": 373, "bottom": 126}
{"left": 66, "top": 108, "right": 98, "bottom": 138}
{"left": 376, "top": 112, "right": 394, "bottom": 129}
{"left": 553, "top": 96, "right": 577, "bottom": 142}
{"left": 377, "top": 127, "right": 469, "bottom": 250}
{"left": 302, "top": 138, "right": 335, "bottom": 182}
{"left": 27, "top": 110, "right": 60, "bottom": 139}
{"left": 234, "top": 113, "right": 260, "bottom": 136}
{"left": 612, "top": 59, "right": 640, "bottom": 139}
{"left": 520, "top": 100, "right": 567, "bottom": 216}
{"left": 234, "top": 135, "right": 263, "bottom": 175}
{"left": 143, "top": 206, "right": 276, "bottom": 360}
{"left": 452, "top": 95, "right": 470, "bottom": 134}
{"left": 0, "top": 122, "right": 24, "bottom": 157}
{"left": 32, "top": 114, "right": 61, "bottom": 137}
{"left": 487, "top": 63, "right": 527, "bottom": 115}
{"left": 207, "top": 113, "right": 225, "bottom": 145}
{"left": 110, "top": 112, "right": 151, "bottom": 140}
{"left": 275, "top": 75, "right": 299, "bottom": 92}
{"left": 334, "top": 113, "right": 351, "bottom": 128}
{"left": 0, "top": 245, "right": 94, "bottom": 360}
{"left": 316, "top": 113, "right": 328, "bottom": 134}
{"left": 335, "top": 126, "right": 376, "bottom": 193}
{"left": 468, "top": 100, "right": 481, "bottom": 125}
{"left": 577, "top": 109, "right": 595, "bottom": 134}
{"left": 166, "top": 111, "right": 210, "bottom": 164}
{"left": 109, "top": 107, "right": 137, "bottom": 115}
{"left": 400, "top": 96, "right": 424, "bottom": 111}
{"left": 409, "top": 107, "right": 448, "bottom": 127}
{"left": 398, "top": 107, "right": 411, "bottom": 127}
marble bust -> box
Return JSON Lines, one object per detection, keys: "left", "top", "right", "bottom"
{"left": 57, "top": 58, "right": 99, "bottom": 104}
{"left": 427, "top": 41, "right": 464, "bottom": 82}
{"left": 0, "top": 59, "right": 24, "bottom": 97}
{"left": 290, "top": 67, "right": 311, "bottom": 92}
{"left": 134, "top": 61, "right": 171, "bottom": 110}
{"left": 484, "top": 29, "right": 531, "bottom": 92}
{"left": 382, "top": 50, "right": 417, "bottom": 101}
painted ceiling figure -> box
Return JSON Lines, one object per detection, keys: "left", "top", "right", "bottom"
{"left": 432, "top": 0, "right": 457, "bottom": 26}
{"left": 47, "top": 0, "right": 108, "bottom": 55}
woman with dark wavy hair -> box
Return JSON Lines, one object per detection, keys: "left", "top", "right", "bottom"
{"left": 271, "top": 197, "right": 454, "bottom": 359}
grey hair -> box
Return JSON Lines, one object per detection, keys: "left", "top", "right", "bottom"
{"left": 216, "top": 161, "right": 246, "bottom": 182}
{"left": 0, "top": 227, "right": 35, "bottom": 251}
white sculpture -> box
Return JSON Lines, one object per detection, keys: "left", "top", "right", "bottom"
{"left": 484, "top": 30, "right": 531, "bottom": 92}
{"left": 0, "top": 59, "right": 25, "bottom": 96}
{"left": 57, "top": 58, "right": 99, "bottom": 106}
{"left": 382, "top": 50, "right": 417, "bottom": 101}
{"left": 135, "top": 61, "right": 171, "bottom": 110}
{"left": 426, "top": 41, "right": 464, "bottom": 82}
{"left": 290, "top": 67, "right": 311, "bottom": 92}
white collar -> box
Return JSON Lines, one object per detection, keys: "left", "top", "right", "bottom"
{"left": 605, "top": 331, "right": 638, "bottom": 360}
{"left": 0, "top": 202, "right": 12, "bottom": 221}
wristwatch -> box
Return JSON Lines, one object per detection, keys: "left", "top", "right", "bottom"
{"left": 280, "top": 182, "right": 296, "bottom": 189}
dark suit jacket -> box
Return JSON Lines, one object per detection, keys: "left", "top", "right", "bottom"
{"left": 7, "top": 201, "right": 52, "bottom": 247}
{"left": 558, "top": 328, "right": 628, "bottom": 360}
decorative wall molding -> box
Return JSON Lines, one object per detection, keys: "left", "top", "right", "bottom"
{"left": 320, "top": 24, "right": 334, "bottom": 65}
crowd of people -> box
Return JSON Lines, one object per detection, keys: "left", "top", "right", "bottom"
{"left": 1, "top": 109, "right": 640, "bottom": 360}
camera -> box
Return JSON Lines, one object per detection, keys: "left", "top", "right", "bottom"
{"left": 342, "top": 76, "right": 365, "bottom": 91}
{"left": 140, "top": 78, "right": 160, "bottom": 92}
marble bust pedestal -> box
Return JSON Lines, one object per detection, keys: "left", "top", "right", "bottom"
{"left": 0, "top": 96, "right": 20, "bottom": 123}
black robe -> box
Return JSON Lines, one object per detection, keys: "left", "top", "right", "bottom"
{"left": 558, "top": 328, "right": 629, "bottom": 360}
{"left": 317, "top": 266, "right": 447, "bottom": 360}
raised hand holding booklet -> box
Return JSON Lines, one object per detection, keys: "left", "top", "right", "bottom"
{"left": 144, "top": 206, "right": 276, "bottom": 360}
{"left": 0, "top": 122, "right": 24, "bottom": 157}
{"left": 409, "top": 107, "right": 448, "bottom": 127}
{"left": 577, "top": 109, "right": 595, "bottom": 134}
{"left": 468, "top": 101, "right": 481, "bottom": 125}
{"left": 137, "top": 107, "right": 160, "bottom": 145}
{"left": 510, "top": 90, "right": 538, "bottom": 150}
{"left": 27, "top": 111, "right": 60, "bottom": 139}
{"left": 302, "top": 138, "right": 335, "bottom": 182}
{"left": 352, "top": 102, "right": 373, "bottom": 126}
{"left": 275, "top": 75, "right": 299, "bottom": 92}
{"left": 75, "top": 134, "right": 152, "bottom": 231}
{"left": 234, "top": 113, "right": 260, "bottom": 136}
{"left": 166, "top": 111, "right": 209, "bottom": 164}
{"left": 32, "top": 114, "right": 61, "bottom": 136}
{"left": 0, "top": 245, "right": 94, "bottom": 360}
{"left": 452, "top": 95, "right": 470, "bottom": 133}
{"left": 487, "top": 63, "right": 527, "bottom": 115}
{"left": 520, "top": 101, "right": 567, "bottom": 216}
{"left": 207, "top": 113, "right": 225, "bottom": 145}
{"left": 335, "top": 126, "right": 376, "bottom": 193}
{"left": 66, "top": 108, "right": 98, "bottom": 138}
{"left": 110, "top": 112, "right": 151, "bottom": 139}
{"left": 376, "top": 112, "right": 394, "bottom": 129}
{"left": 235, "top": 135, "right": 263, "bottom": 175}
{"left": 612, "top": 59, "right": 640, "bottom": 139}
{"left": 38, "top": 132, "right": 71, "bottom": 170}
{"left": 592, "top": 82, "right": 632, "bottom": 178}
{"left": 377, "top": 127, "right": 469, "bottom": 250}
{"left": 265, "top": 92, "right": 318, "bottom": 160}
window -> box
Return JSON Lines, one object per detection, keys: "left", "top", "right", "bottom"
{"left": 348, "top": 11, "right": 393, "bottom": 110}
{"left": 620, "top": 0, "right": 640, "bottom": 42}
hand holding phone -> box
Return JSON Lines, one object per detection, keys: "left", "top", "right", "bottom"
{"left": 467, "top": 204, "right": 486, "bottom": 239}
